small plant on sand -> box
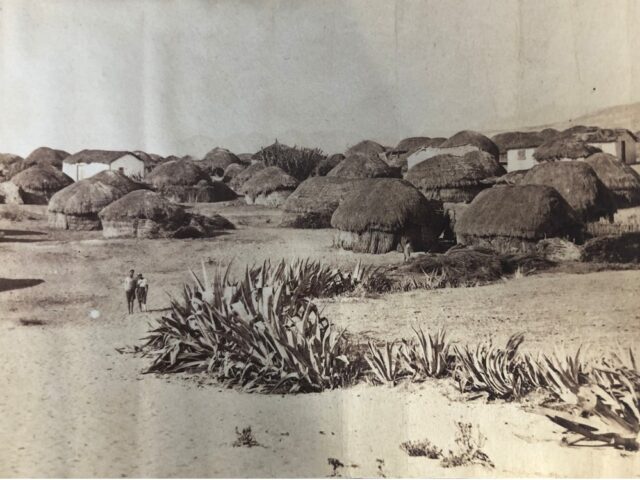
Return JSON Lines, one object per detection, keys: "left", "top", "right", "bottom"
{"left": 440, "top": 422, "right": 494, "bottom": 469}
{"left": 327, "top": 458, "right": 345, "bottom": 477}
{"left": 403, "top": 327, "right": 453, "bottom": 379}
{"left": 400, "top": 438, "right": 443, "bottom": 458}
{"left": 233, "top": 426, "right": 260, "bottom": 448}
{"left": 454, "top": 333, "right": 536, "bottom": 400}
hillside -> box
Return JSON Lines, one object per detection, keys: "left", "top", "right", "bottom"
{"left": 533, "top": 102, "right": 640, "bottom": 133}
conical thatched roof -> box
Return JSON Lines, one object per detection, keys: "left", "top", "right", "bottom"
{"left": 585, "top": 153, "right": 640, "bottom": 208}
{"left": 237, "top": 153, "right": 254, "bottom": 164}
{"left": 201, "top": 147, "right": 241, "bottom": 174}
{"left": 522, "top": 161, "right": 616, "bottom": 222}
{"left": 25, "top": 147, "right": 70, "bottom": 169}
{"left": 534, "top": 138, "right": 601, "bottom": 162}
{"left": 406, "top": 151, "right": 505, "bottom": 189}
{"left": 331, "top": 178, "right": 443, "bottom": 233}
{"left": 241, "top": 166, "right": 299, "bottom": 197}
{"left": 345, "top": 140, "right": 386, "bottom": 157}
{"left": 396, "top": 137, "right": 431, "bottom": 153}
{"left": 49, "top": 171, "right": 144, "bottom": 215}
{"left": 223, "top": 163, "right": 246, "bottom": 183}
{"left": 539, "top": 128, "right": 560, "bottom": 140}
{"left": 281, "top": 176, "right": 357, "bottom": 228}
{"left": 99, "top": 189, "right": 185, "bottom": 223}
{"left": 313, "top": 153, "right": 344, "bottom": 176}
{"left": 11, "top": 165, "right": 72, "bottom": 192}
{"left": 98, "top": 190, "right": 234, "bottom": 238}
{"left": 229, "top": 161, "right": 265, "bottom": 191}
{"left": 494, "top": 169, "right": 528, "bottom": 185}
{"left": 327, "top": 153, "right": 399, "bottom": 179}
{"left": 456, "top": 185, "right": 583, "bottom": 240}
{"left": 440, "top": 130, "right": 499, "bottom": 158}
{"left": 0, "top": 153, "right": 25, "bottom": 179}
{"left": 491, "top": 131, "right": 545, "bottom": 153}
{"left": 147, "top": 160, "right": 211, "bottom": 188}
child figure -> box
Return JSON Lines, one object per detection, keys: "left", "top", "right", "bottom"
{"left": 136, "top": 274, "right": 149, "bottom": 312}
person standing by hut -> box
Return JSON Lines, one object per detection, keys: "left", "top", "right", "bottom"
{"left": 136, "top": 274, "right": 149, "bottom": 312}
{"left": 124, "top": 269, "right": 137, "bottom": 314}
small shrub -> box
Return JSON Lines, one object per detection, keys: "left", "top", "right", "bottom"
{"left": 441, "top": 422, "right": 494, "bottom": 469}
{"left": 400, "top": 439, "right": 443, "bottom": 458}
{"left": 233, "top": 426, "right": 260, "bottom": 448}
{"left": 255, "top": 141, "right": 326, "bottom": 181}
{"left": 327, "top": 457, "right": 345, "bottom": 477}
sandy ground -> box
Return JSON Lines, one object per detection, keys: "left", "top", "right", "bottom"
{"left": 1, "top": 203, "right": 640, "bottom": 477}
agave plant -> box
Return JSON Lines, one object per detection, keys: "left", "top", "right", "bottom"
{"left": 543, "top": 349, "right": 640, "bottom": 451}
{"left": 454, "top": 334, "right": 534, "bottom": 399}
{"left": 366, "top": 341, "right": 409, "bottom": 386}
{"left": 536, "top": 348, "right": 589, "bottom": 404}
{"left": 141, "top": 258, "right": 365, "bottom": 393}
{"left": 403, "top": 327, "right": 453, "bottom": 379}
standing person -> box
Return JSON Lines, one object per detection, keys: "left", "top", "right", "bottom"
{"left": 136, "top": 273, "right": 149, "bottom": 312}
{"left": 124, "top": 269, "right": 137, "bottom": 314}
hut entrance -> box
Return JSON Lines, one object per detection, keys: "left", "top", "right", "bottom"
{"left": 620, "top": 141, "right": 627, "bottom": 163}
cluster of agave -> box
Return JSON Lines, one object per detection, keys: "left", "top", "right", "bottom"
{"left": 141, "top": 259, "right": 375, "bottom": 393}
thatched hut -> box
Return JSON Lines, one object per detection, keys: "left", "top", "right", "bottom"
{"left": 405, "top": 151, "right": 505, "bottom": 203}
{"left": 345, "top": 140, "right": 386, "bottom": 158}
{"left": 585, "top": 153, "right": 640, "bottom": 208}
{"left": 455, "top": 185, "right": 583, "bottom": 253}
{"left": 147, "top": 160, "right": 236, "bottom": 203}
{"left": 9, "top": 165, "right": 73, "bottom": 204}
{"left": 327, "top": 153, "right": 399, "bottom": 179}
{"left": 0, "top": 153, "right": 24, "bottom": 180}
{"left": 229, "top": 161, "right": 265, "bottom": 192}
{"left": 237, "top": 153, "right": 254, "bottom": 164}
{"left": 280, "top": 176, "right": 357, "bottom": 228}
{"left": 491, "top": 131, "right": 545, "bottom": 170}
{"left": 440, "top": 130, "right": 499, "bottom": 158}
{"left": 48, "top": 171, "right": 144, "bottom": 230}
{"left": 24, "top": 147, "right": 70, "bottom": 170}
{"left": 533, "top": 138, "right": 601, "bottom": 162}
{"left": 223, "top": 163, "right": 246, "bottom": 183}
{"left": 493, "top": 169, "right": 528, "bottom": 185}
{"left": 241, "top": 166, "right": 299, "bottom": 206}
{"left": 201, "top": 147, "right": 242, "bottom": 176}
{"left": 313, "top": 153, "right": 344, "bottom": 176}
{"left": 522, "top": 161, "right": 616, "bottom": 222}
{"left": 388, "top": 137, "right": 446, "bottom": 172}
{"left": 331, "top": 178, "right": 445, "bottom": 254}
{"left": 99, "top": 190, "right": 234, "bottom": 239}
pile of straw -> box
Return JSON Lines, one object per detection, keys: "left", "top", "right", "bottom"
{"left": 241, "top": 166, "right": 299, "bottom": 206}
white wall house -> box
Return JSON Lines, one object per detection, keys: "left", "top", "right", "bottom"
{"left": 581, "top": 129, "right": 637, "bottom": 165}
{"left": 62, "top": 150, "right": 145, "bottom": 181}
{"left": 506, "top": 147, "right": 537, "bottom": 172}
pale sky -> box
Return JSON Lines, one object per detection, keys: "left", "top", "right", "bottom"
{"left": 0, "top": 0, "right": 638, "bottom": 157}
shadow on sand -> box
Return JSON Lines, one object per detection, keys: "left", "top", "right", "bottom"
{"left": 0, "top": 278, "right": 45, "bottom": 293}
{"left": 0, "top": 229, "right": 48, "bottom": 243}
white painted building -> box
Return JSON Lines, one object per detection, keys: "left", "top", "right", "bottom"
{"left": 62, "top": 150, "right": 145, "bottom": 181}
{"left": 581, "top": 129, "right": 637, "bottom": 164}
{"left": 505, "top": 147, "right": 538, "bottom": 172}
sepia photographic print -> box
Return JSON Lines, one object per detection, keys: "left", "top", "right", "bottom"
{"left": 2, "top": 0, "right": 640, "bottom": 477}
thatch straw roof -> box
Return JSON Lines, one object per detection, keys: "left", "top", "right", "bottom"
{"left": 64, "top": 149, "right": 136, "bottom": 165}
{"left": 201, "top": 147, "right": 241, "bottom": 174}
{"left": 585, "top": 153, "right": 640, "bottom": 207}
{"left": 405, "top": 151, "right": 505, "bottom": 190}
{"left": 581, "top": 128, "right": 638, "bottom": 143}
{"left": 242, "top": 166, "right": 299, "bottom": 197}
{"left": 313, "top": 153, "right": 344, "bottom": 176}
{"left": 99, "top": 189, "right": 185, "bottom": 223}
{"left": 494, "top": 169, "right": 528, "bottom": 185}
{"left": 223, "top": 163, "right": 246, "bottom": 183}
{"left": 491, "top": 131, "right": 545, "bottom": 153}
{"left": 345, "top": 140, "right": 386, "bottom": 157}
{"left": 147, "top": 160, "right": 211, "bottom": 188}
{"left": 11, "top": 165, "right": 73, "bottom": 194}
{"left": 237, "top": 153, "right": 254, "bottom": 164}
{"left": 533, "top": 138, "right": 601, "bottom": 162}
{"left": 456, "top": 185, "right": 583, "bottom": 240}
{"left": 0, "top": 153, "right": 24, "bottom": 179}
{"left": 539, "top": 128, "right": 560, "bottom": 140}
{"left": 440, "top": 130, "right": 499, "bottom": 158}
{"left": 25, "top": 147, "right": 70, "bottom": 169}
{"left": 48, "top": 171, "right": 144, "bottom": 215}
{"left": 522, "top": 161, "right": 616, "bottom": 222}
{"left": 327, "top": 153, "right": 399, "bottom": 179}
{"left": 282, "top": 176, "right": 356, "bottom": 217}
{"left": 229, "top": 161, "right": 265, "bottom": 191}
{"left": 132, "top": 150, "right": 164, "bottom": 169}
{"left": 331, "top": 178, "right": 443, "bottom": 233}
{"left": 396, "top": 137, "right": 431, "bottom": 153}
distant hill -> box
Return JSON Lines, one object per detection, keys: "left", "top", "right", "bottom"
{"left": 531, "top": 102, "right": 640, "bottom": 133}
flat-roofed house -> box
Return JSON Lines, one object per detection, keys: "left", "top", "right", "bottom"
{"left": 62, "top": 150, "right": 145, "bottom": 181}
